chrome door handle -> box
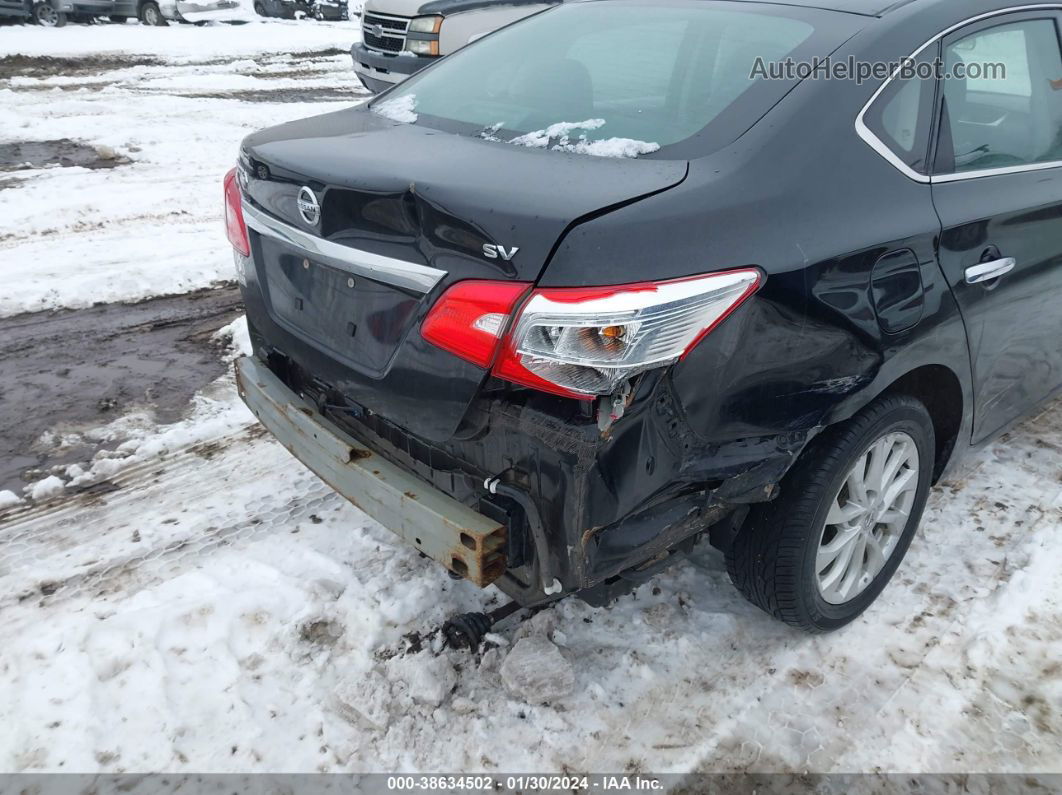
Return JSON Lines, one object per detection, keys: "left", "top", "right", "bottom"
{"left": 965, "top": 257, "right": 1016, "bottom": 284}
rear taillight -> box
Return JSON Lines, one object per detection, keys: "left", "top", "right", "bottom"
{"left": 422, "top": 269, "right": 762, "bottom": 400}
{"left": 420, "top": 280, "right": 532, "bottom": 368}
{"left": 224, "top": 167, "right": 250, "bottom": 257}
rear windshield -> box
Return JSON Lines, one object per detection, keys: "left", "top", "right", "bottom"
{"left": 371, "top": 0, "right": 855, "bottom": 158}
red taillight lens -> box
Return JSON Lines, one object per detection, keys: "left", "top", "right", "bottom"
{"left": 421, "top": 269, "right": 762, "bottom": 400}
{"left": 496, "top": 270, "right": 762, "bottom": 398}
{"left": 420, "top": 280, "right": 531, "bottom": 368}
{"left": 224, "top": 167, "right": 250, "bottom": 257}
{"left": 493, "top": 343, "right": 594, "bottom": 400}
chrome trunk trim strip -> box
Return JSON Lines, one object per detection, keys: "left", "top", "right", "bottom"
{"left": 242, "top": 200, "right": 447, "bottom": 295}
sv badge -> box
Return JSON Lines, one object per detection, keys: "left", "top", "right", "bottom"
{"left": 483, "top": 243, "right": 519, "bottom": 261}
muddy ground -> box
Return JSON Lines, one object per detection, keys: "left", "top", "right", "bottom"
{"left": 0, "top": 286, "right": 242, "bottom": 494}
{"left": 0, "top": 48, "right": 349, "bottom": 81}
{"left": 181, "top": 86, "right": 357, "bottom": 102}
{"left": 0, "top": 42, "right": 362, "bottom": 494}
{"left": 0, "top": 139, "right": 131, "bottom": 171}
{"left": 0, "top": 53, "right": 163, "bottom": 79}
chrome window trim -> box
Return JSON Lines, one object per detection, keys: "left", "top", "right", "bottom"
{"left": 855, "top": 4, "right": 1062, "bottom": 184}
{"left": 241, "top": 200, "right": 447, "bottom": 295}
{"left": 933, "top": 159, "right": 1062, "bottom": 182}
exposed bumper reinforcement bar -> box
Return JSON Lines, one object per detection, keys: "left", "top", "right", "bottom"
{"left": 234, "top": 355, "right": 507, "bottom": 587}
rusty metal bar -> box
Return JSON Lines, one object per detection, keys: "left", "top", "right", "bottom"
{"left": 234, "top": 355, "right": 506, "bottom": 587}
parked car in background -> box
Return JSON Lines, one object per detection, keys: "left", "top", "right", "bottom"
{"left": 0, "top": 0, "right": 136, "bottom": 25}
{"left": 0, "top": 0, "right": 72, "bottom": 25}
{"left": 133, "top": 0, "right": 240, "bottom": 24}
{"left": 67, "top": 0, "right": 115, "bottom": 21}
{"left": 253, "top": 0, "right": 309, "bottom": 18}
{"left": 227, "top": 0, "right": 1062, "bottom": 633}
{"left": 0, "top": 0, "right": 241, "bottom": 24}
{"left": 310, "top": 0, "right": 346, "bottom": 20}
{"left": 352, "top": 0, "right": 559, "bottom": 93}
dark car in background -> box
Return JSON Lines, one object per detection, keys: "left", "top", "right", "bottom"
{"left": 0, "top": 0, "right": 111, "bottom": 26}
{"left": 225, "top": 0, "right": 1062, "bottom": 632}
{"left": 0, "top": 0, "right": 238, "bottom": 24}
{"left": 311, "top": 0, "right": 346, "bottom": 20}
{"left": 253, "top": 0, "right": 309, "bottom": 18}
{"left": 254, "top": 0, "right": 347, "bottom": 20}
{"left": 0, "top": 0, "right": 68, "bottom": 25}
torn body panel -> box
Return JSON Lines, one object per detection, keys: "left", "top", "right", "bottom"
{"left": 242, "top": 312, "right": 832, "bottom": 604}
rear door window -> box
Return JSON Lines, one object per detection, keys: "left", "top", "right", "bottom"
{"left": 937, "top": 18, "right": 1062, "bottom": 174}
{"left": 862, "top": 46, "right": 941, "bottom": 175}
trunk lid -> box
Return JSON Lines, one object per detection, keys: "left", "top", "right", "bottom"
{"left": 240, "top": 106, "right": 687, "bottom": 440}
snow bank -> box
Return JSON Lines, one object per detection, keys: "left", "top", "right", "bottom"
{"left": 0, "top": 19, "right": 359, "bottom": 59}
{"left": 212, "top": 315, "right": 253, "bottom": 362}
{"left": 26, "top": 475, "right": 65, "bottom": 501}
{"left": 0, "top": 490, "right": 24, "bottom": 510}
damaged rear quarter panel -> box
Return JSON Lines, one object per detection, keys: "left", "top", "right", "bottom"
{"left": 528, "top": 73, "right": 977, "bottom": 586}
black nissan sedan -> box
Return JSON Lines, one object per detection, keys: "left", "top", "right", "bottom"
{"left": 224, "top": 0, "right": 1062, "bottom": 633}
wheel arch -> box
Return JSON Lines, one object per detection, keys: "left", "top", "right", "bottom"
{"left": 877, "top": 364, "right": 965, "bottom": 483}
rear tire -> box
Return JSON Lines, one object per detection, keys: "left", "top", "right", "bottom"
{"left": 253, "top": 1, "right": 266, "bottom": 14}
{"left": 139, "top": 1, "right": 166, "bottom": 25}
{"left": 726, "top": 394, "right": 935, "bottom": 632}
{"left": 33, "top": 2, "right": 66, "bottom": 25}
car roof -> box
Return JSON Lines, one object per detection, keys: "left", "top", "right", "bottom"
{"left": 715, "top": 0, "right": 920, "bottom": 17}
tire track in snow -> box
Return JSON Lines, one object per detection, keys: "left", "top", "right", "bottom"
{"left": 0, "top": 397, "right": 1057, "bottom": 773}
{"left": 679, "top": 400, "right": 1062, "bottom": 774}
{"left": 0, "top": 429, "right": 339, "bottom": 614}
{"left": 0, "top": 212, "right": 215, "bottom": 251}
{"left": 557, "top": 399, "right": 1062, "bottom": 774}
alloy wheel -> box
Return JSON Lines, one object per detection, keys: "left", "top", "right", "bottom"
{"left": 816, "top": 431, "right": 920, "bottom": 605}
{"left": 35, "top": 4, "right": 59, "bottom": 24}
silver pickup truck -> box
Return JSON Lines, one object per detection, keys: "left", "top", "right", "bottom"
{"left": 352, "top": 0, "right": 560, "bottom": 93}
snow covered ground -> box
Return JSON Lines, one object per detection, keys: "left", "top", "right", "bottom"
{"left": 1, "top": 347, "right": 1060, "bottom": 774}
{"left": 0, "top": 19, "right": 367, "bottom": 316}
{"left": 1, "top": 24, "right": 1060, "bottom": 778}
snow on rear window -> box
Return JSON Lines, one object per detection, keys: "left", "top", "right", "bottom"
{"left": 565, "top": 138, "right": 661, "bottom": 159}
{"left": 509, "top": 119, "right": 659, "bottom": 159}
{"left": 510, "top": 119, "right": 606, "bottom": 147}
{"left": 372, "top": 94, "right": 418, "bottom": 124}
{"left": 373, "top": 2, "right": 819, "bottom": 155}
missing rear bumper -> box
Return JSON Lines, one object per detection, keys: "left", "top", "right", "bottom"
{"left": 234, "top": 355, "right": 507, "bottom": 587}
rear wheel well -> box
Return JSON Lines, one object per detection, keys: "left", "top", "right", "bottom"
{"left": 882, "top": 365, "right": 963, "bottom": 482}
